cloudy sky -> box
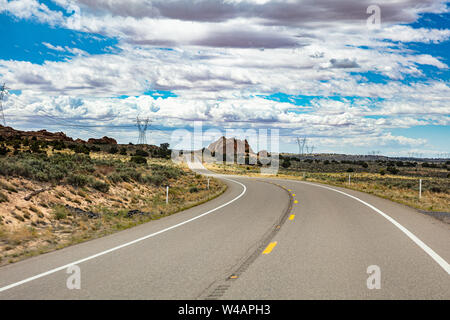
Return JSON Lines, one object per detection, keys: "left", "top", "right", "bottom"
{"left": 1, "top": 0, "right": 449, "bottom": 156}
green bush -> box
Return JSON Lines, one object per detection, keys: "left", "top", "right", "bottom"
{"left": 134, "top": 149, "right": 149, "bottom": 157}
{"left": 109, "top": 146, "right": 118, "bottom": 154}
{"left": 67, "top": 174, "right": 89, "bottom": 187}
{"left": 74, "top": 144, "right": 90, "bottom": 154}
{"left": 142, "top": 174, "right": 165, "bottom": 186}
{"left": 90, "top": 180, "right": 110, "bottom": 193}
{"left": 282, "top": 159, "right": 291, "bottom": 168}
{"left": 108, "top": 172, "right": 123, "bottom": 183}
{"left": 0, "top": 145, "right": 8, "bottom": 156}
{"left": 52, "top": 205, "right": 68, "bottom": 220}
{"left": 130, "top": 156, "right": 147, "bottom": 164}
{"left": 189, "top": 186, "right": 199, "bottom": 193}
{"left": 346, "top": 168, "right": 354, "bottom": 172}
{"left": 387, "top": 166, "right": 399, "bottom": 175}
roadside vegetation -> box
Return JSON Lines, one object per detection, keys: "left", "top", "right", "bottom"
{"left": 0, "top": 138, "right": 226, "bottom": 266}
{"left": 206, "top": 155, "right": 449, "bottom": 214}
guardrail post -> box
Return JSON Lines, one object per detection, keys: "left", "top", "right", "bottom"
{"left": 166, "top": 185, "right": 169, "bottom": 204}
{"left": 419, "top": 179, "right": 422, "bottom": 199}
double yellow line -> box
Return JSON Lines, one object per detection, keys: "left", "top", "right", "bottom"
{"left": 262, "top": 187, "right": 297, "bottom": 255}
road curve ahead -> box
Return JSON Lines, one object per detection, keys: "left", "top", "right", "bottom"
{"left": 0, "top": 166, "right": 449, "bottom": 299}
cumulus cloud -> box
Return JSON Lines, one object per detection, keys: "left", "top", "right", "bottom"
{"left": 1, "top": 0, "right": 449, "bottom": 155}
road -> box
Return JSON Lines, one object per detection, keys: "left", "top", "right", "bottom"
{"left": 0, "top": 164, "right": 449, "bottom": 299}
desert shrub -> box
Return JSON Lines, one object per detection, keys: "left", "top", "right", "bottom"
{"left": 149, "top": 164, "right": 184, "bottom": 179}
{"left": 67, "top": 174, "right": 89, "bottom": 187}
{"left": 52, "top": 140, "right": 66, "bottom": 150}
{"left": 0, "top": 191, "right": 8, "bottom": 203}
{"left": 134, "top": 149, "right": 149, "bottom": 157}
{"left": 189, "top": 186, "right": 199, "bottom": 193}
{"left": 119, "top": 147, "right": 127, "bottom": 155}
{"left": 74, "top": 144, "right": 90, "bottom": 154}
{"left": 281, "top": 158, "right": 291, "bottom": 168}
{"left": 108, "top": 146, "right": 118, "bottom": 154}
{"left": 90, "top": 180, "right": 110, "bottom": 193}
{"left": 130, "top": 156, "right": 147, "bottom": 164}
{"left": 89, "top": 145, "right": 100, "bottom": 152}
{"left": 430, "top": 187, "right": 441, "bottom": 193}
{"left": 0, "top": 145, "right": 8, "bottom": 156}
{"left": 153, "top": 143, "right": 171, "bottom": 158}
{"left": 52, "top": 205, "right": 68, "bottom": 220}
{"left": 108, "top": 172, "right": 123, "bottom": 183}
{"left": 323, "top": 160, "right": 330, "bottom": 165}
{"left": 142, "top": 174, "right": 165, "bottom": 186}
{"left": 30, "top": 141, "right": 41, "bottom": 153}
{"left": 387, "top": 166, "right": 399, "bottom": 175}
{"left": 346, "top": 168, "right": 354, "bottom": 172}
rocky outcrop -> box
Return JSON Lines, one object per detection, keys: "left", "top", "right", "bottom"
{"left": 0, "top": 125, "right": 74, "bottom": 142}
{"left": 207, "top": 136, "right": 254, "bottom": 155}
{"left": 0, "top": 125, "right": 117, "bottom": 145}
{"left": 87, "top": 136, "right": 117, "bottom": 145}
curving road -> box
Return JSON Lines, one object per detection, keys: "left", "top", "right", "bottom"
{"left": 0, "top": 163, "right": 449, "bottom": 299}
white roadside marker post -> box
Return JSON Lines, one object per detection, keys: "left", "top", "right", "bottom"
{"left": 166, "top": 185, "right": 169, "bottom": 204}
{"left": 207, "top": 178, "right": 210, "bottom": 190}
{"left": 348, "top": 173, "right": 351, "bottom": 185}
{"left": 419, "top": 179, "right": 422, "bottom": 199}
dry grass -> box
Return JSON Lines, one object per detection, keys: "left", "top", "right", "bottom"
{"left": 0, "top": 153, "right": 227, "bottom": 266}
{"left": 206, "top": 162, "right": 449, "bottom": 213}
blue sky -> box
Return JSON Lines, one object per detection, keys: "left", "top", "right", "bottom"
{"left": 0, "top": 0, "right": 449, "bottom": 157}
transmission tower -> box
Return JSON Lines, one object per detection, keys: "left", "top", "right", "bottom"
{"left": 136, "top": 116, "right": 150, "bottom": 145}
{"left": 296, "top": 137, "right": 307, "bottom": 156}
{"left": 0, "top": 83, "right": 7, "bottom": 126}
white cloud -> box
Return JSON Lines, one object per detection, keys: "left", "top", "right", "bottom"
{"left": 1, "top": 0, "right": 449, "bottom": 155}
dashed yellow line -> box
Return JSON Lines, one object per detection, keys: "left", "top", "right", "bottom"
{"left": 262, "top": 241, "right": 277, "bottom": 254}
{"left": 294, "top": 200, "right": 298, "bottom": 204}
{"left": 292, "top": 194, "right": 296, "bottom": 197}
{"left": 289, "top": 214, "right": 295, "bottom": 220}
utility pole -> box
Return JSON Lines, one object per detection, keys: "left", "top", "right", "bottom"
{"left": 136, "top": 116, "right": 150, "bottom": 145}
{"left": 0, "top": 83, "right": 7, "bottom": 126}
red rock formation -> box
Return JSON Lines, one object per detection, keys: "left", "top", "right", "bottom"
{"left": 207, "top": 136, "right": 254, "bottom": 155}
{"left": 87, "top": 136, "right": 117, "bottom": 145}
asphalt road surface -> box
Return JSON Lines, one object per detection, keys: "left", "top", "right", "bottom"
{"left": 0, "top": 164, "right": 449, "bottom": 299}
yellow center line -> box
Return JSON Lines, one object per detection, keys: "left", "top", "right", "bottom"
{"left": 294, "top": 200, "right": 298, "bottom": 204}
{"left": 262, "top": 241, "right": 277, "bottom": 254}
{"left": 292, "top": 194, "right": 296, "bottom": 196}
{"left": 289, "top": 214, "right": 295, "bottom": 220}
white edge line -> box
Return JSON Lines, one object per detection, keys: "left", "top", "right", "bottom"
{"left": 291, "top": 179, "right": 450, "bottom": 275}
{"left": 0, "top": 177, "right": 247, "bottom": 293}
